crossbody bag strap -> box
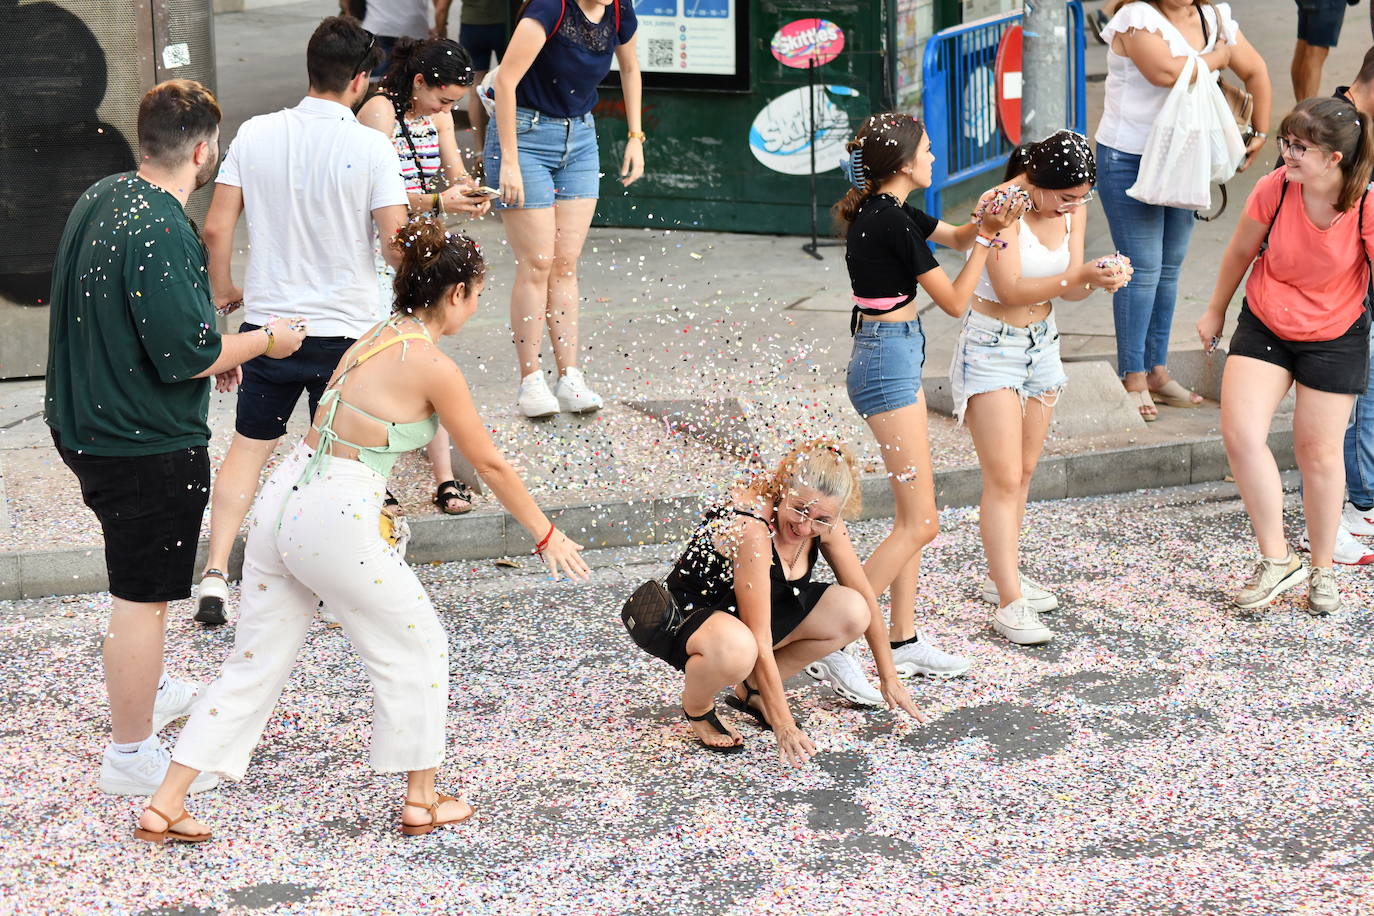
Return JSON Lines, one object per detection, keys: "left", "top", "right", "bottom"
{"left": 1259, "top": 178, "right": 1289, "bottom": 255}
{"left": 394, "top": 111, "right": 431, "bottom": 193}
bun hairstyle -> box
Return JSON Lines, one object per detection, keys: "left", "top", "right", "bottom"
{"left": 1004, "top": 129, "right": 1096, "bottom": 188}
{"left": 762, "top": 438, "right": 863, "bottom": 520}
{"left": 380, "top": 37, "right": 474, "bottom": 114}
{"left": 832, "top": 112, "right": 926, "bottom": 229}
{"left": 1280, "top": 97, "right": 1374, "bottom": 212}
{"left": 390, "top": 216, "right": 485, "bottom": 317}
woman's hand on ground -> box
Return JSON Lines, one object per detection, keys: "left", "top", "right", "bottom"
{"left": 879, "top": 675, "right": 930, "bottom": 723}
{"left": 538, "top": 529, "right": 589, "bottom": 582}
{"left": 1197, "top": 308, "right": 1225, "bottom": 352}
{"left": 775, "top": 724, "right": 816, "bottom": 766}
{"left": 620, "top": 138, "right": 644, "bottom": 187}
{"left": 499, "top": 162, "right": 525, "bottom": 208}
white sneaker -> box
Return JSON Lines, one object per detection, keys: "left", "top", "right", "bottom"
{"left": 1299, "top": 525, "right": 1374, "bottom": 566}
{"left": 517, "top": 371, "right": 560, "bottom": 418}
{"left": 99, "top": 736, "right": 219, "bottom": 796}
{"left": 891, "top": 632, "right": 973, "bottom": 679}
{"left": 804, "top": 646, "right": 884, "bottom": 706}
{"left": 1342, "top": 501, "right": 1374, "bottom": 537}
{"left": 194, "top": 570, "right": 229, "bottom": 626}
{"left": 980, "top": 574, "right": 1058, "bottom": 613}
{"left": 554, "top": 367, "right": 604, "bottom": 414}
{"left": 152, "top": 676, "right": 202, "bottom": 732}
{"left": 992, "top": 598, "right": 1054, "bottom": 645}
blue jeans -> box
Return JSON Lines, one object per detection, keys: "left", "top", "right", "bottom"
{"left": 1096, "top": 144, "right": 1197, "bottom": 376}
{"left": 1345, "top": 320, "right": 1374, "bottom": 508}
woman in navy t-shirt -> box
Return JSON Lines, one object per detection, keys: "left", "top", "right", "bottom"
{"left": 484, "top": 0, "right": 644, "bottom": 418}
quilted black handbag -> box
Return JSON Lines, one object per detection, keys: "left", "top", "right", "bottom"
{"left": 620, "top": 579, "right": 683, "bottom": 662}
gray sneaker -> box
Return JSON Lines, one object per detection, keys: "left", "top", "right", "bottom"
{"left": 1306, "top": 566, "right": 1342, "bottom": 616}
{"left": 1233, "top": 551, "right": 1307, "bottom": 609}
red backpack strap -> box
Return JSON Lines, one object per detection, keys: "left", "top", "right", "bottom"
{"left": 553, "top": 0, "right": 565, "bottom": 35}
{"left": 614, "top": 0, "right": 620, "bottom": 34}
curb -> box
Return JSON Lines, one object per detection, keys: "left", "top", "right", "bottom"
{"left": 0, "top": 429, "right": 1292, "bottom": 601}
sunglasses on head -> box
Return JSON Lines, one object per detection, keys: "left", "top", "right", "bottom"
{"left": 353, "top": 29, "right": 376, "bottom": 78}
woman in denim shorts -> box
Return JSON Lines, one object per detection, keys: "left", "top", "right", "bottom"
{"left": 804, "top": 113, "right": 1023, "bottom": 705}
{"left": 487, "top": 0, "right": 645, "bottom": 418}
{"left": 952, "top": 131, "right": 1130, "bottom": 647}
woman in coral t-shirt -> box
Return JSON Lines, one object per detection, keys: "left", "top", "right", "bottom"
{"left": 1200, "top": 97, "right": 1374, "bottom": 617}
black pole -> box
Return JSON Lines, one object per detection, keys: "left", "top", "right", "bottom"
{"left": 800, "top": 42, "right": 842, "bottom": 260}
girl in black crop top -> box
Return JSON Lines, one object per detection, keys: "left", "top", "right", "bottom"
{"left": 653, "top": 439, "right": 927, "bottom": 762}
{"left": 821, "top": 113, "right": 1023, "bottom": 689}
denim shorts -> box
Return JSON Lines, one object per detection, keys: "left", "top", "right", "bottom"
{"left": 236, "top": 324, "right": 356, "bottom": 440}
{"left": 846, "top": 318, "right": 925, "bottom": 418}
{"left": 949, "top": 309, "right": 1068, "bottom": 423}
{"left": 1296, "top": 0, "right": 1348, "bottom": 47}
{"left": 483, "top": 106, "right": 600, "bottom": 210}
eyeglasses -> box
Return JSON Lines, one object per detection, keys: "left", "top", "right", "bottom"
{"left": 1054, "top": 188, "right": 1095, "bottom": 210}
{"left": 783, "top": 504, "right": 835, "bottom": 533}
{"left": 1278, "top": 137, "right": 1322, "bottom": 160}
{"left": 353, "top": 29, "right": 377, "bottom": 79}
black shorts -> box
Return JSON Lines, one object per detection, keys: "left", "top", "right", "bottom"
{"left": 1296, "top": 0, "right": 1348, "bottom": 47}
{"left": 459, "top": 23, "right": 508, "bottom": 70}
{"left": 1229, "top": 303, "right": 1370, "bottom": 395}
{"left": 665, "top": 581, "right": 833, "bottom": 672}
{"left": 52, "top": 430, "right": 210, "bottom": 603}
{"left": 235, "top": 324, "right": 355, "bottom": 440}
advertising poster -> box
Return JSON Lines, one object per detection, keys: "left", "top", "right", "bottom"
{"left": 622, "top": 0, "right": 746, "bottom": 89}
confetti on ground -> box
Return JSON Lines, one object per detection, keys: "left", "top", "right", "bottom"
{"left": 1, "top": 483, "right": 1370, "bottom": 914}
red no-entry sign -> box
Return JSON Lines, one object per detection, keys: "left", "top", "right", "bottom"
{"left": 994, "top": 24, "right": 1024, "bottom": 145}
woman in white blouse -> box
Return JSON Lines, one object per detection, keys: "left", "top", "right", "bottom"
{"left": 1096, "top": 0, "right": 1271, "bottom": 420}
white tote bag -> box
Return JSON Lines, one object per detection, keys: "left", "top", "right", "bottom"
{"left": 1127, "top": 56, "right": 1246, "bottom": 210}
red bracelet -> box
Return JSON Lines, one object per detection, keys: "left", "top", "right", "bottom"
{"left": 533, "top": 523, "right": 555, "bottom": 554}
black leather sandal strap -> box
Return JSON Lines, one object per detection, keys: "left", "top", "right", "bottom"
{"left": 683, "top": 705, "right": 730, "bottom": 736}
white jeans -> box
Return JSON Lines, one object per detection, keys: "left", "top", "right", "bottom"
{"left": 174, "top": 444, "right": 448, "bottom": 779}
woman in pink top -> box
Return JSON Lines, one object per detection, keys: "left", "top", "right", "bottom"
{"left": 1199, "top": 98, "right": 1374, "bottom": 617}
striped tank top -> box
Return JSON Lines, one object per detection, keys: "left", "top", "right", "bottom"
{"left": 391, "top": 115, "right": 441, "bottom": 194}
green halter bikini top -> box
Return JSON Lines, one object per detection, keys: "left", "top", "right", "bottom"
{"left": 299, "top": 318, "right": 441, "bottom": 484}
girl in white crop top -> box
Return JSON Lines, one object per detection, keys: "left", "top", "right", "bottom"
{"left": 952, "top": 131, "right": 1132, "bottom": 647}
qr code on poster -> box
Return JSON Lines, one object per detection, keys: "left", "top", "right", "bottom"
{"left": 648, "top": 38, "right": 674, "bottom": 67}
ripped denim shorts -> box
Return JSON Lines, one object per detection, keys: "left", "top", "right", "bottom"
{"left": 949, "top": 309, "right": 1068, "bottom": 424}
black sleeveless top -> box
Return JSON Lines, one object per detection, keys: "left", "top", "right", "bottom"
{"left": 665, "top": 505, "right": 820, "bottom": 615}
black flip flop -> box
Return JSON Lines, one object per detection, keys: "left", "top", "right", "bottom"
{"left": 724, "top": 681, "right": 772, "bottom": 731}
{"left": 683, "top": 705, "right": 744, "bottom": 754}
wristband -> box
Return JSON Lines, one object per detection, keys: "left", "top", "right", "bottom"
{"left": 974, "top": 233, "right": 1007, "bottom": 251}
{"left": 262, "top": 324, "right": 275, "bottom": 356}
{"left": 533, "top": 523, "right": 555, "bottom": 554}
{"left": 627, "top": 130, "right": 646, "bottom": 142}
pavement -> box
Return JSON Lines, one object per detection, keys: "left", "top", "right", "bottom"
{"left": 1, "top": 482, "right": 1371, "bottom": 914}
{"left": 0, "top": 0, "right": 1366, "bottom": 598}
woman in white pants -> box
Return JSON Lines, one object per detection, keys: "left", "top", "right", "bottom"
{"left": 134, "top": 217, "right": 589, "bottom": 844}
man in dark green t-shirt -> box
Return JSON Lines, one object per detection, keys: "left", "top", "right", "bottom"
{"left": 44, "top": 80, "right": 306, "bottom": 798}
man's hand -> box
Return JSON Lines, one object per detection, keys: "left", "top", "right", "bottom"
{"left": 213, "top": 367, "right": 243, "bottom": 393}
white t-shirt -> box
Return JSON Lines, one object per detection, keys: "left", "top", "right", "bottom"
{"left": 218, "top": 96, "right": 408, "bottom": 338}
{"left": 364, "top": 0, "right": 433, "bottom": 40}
{"left": 1095, "top": 1, "right": 1240, "bottom": 155}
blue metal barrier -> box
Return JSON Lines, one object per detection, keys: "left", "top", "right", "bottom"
{"left": 922, "top": 0, "right": 1088, "bottom": 218}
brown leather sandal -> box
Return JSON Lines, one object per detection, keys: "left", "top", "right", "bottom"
{"left": 134, "top": 804, "right": 212, "bottom": 844}
{"left": 400, "top": 793, "right": 474, "bottom": 836}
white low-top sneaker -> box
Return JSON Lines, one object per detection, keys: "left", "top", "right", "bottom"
{"left": 152, "top": 676, "right": 202, "bottom": 732}
{"left": 980, "top": 574, "right": 1058, "bottom": 613}
{"left": 554, "top": 367, "right": 604, "bottom": 414}
{"left": 805, "top": 646, "right": 884, "bottom": 706}
{"left": 992, "top": 598, "right": 1054, "bottom": 645}
{"left": 891, "top": 632, "right": 973, "bottom": 679}
{"left": 1342, "top": 501, "right": 1374, "bottom": 537}
{"left": 99, "top": 736, "right": 218, "bottom": 796}
{"left": 1299, "top": 525, "right": 1374, "bottom": 566}
{"left": 517, "top": 371, "right": 560, "bottom": 418}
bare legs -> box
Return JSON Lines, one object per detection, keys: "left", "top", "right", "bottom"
{"left": 861, "top": 395, "right": 940, "bottom": 639}
{"left": 1291, "top": 39, "right": 1331, "bottom": 104}
{"left": 499, "top": 199, "right": 597, "bottom": 379}
{"left": 106, "top": 597, "right": 168, "bottom": 744}
{"left": 1221, "top": 356, "right": 1354, "bottom": 566}
{"left": 964, "top": 390, "right": 1055, "bottom": 605}
{"left": 203, "top": 434, "right": 278, "bottom": 578}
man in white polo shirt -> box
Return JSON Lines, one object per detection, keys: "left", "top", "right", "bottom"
{"left": 196, "top": 17, "right": 409, "bottom": 624}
